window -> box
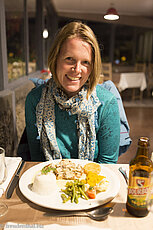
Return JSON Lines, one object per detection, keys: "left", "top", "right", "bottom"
{"left": 136, "top": 29, "right": 153, "bottom": 63}
{"left": 5, "top": 0, "right": 25, "bottom": 82}
{"left": 114, "top": 25, "right": 134, "bottom": 65}
{"left": 89, "top": 21, "right": 111, "bottom": 62}
{"left": 28, "top": 0, "right": 36, "bottom": 73}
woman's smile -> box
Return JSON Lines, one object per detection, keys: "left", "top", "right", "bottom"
{"left": 65, "top": 74, "right": 82, "bottom": 81}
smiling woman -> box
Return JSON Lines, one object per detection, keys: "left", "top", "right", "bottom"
{"left": 25, "top": 21, "right": 121, "bottom": 163}
{"left": 48, "top": 21, "right": 102, "bottom": 98}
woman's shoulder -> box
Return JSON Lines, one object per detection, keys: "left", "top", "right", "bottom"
{"left": 96, "top": 83, "right": 115, "bottom": 104}
{"left": 26, "top": 84, "right": 45, "bottom": 105}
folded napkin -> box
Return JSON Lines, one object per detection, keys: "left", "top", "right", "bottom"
{"left": 0, "top": 157, "right": 22, "bottom": 197}
{"left": 4, "top": 223, "right": 111, "bottom": 230}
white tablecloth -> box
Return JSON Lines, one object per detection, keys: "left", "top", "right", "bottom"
{"left": 0, "top": 157, "right": 22, "bottom": 197}
{"left": 118, "top": 72, "right": 147, "bottom": 92}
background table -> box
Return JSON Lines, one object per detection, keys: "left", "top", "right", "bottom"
{"left": 118, "top": 72, "right": 147, "bottom": 100}
{"left": 0, "top": 162, "right": 153, "bottom": 230}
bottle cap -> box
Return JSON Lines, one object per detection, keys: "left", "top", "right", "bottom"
{"left": 138, "top": 137, "right": 150, "bottom": 147}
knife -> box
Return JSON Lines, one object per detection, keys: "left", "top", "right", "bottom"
{"left": 6, "top": 160, "right": 25, "bottom": 199}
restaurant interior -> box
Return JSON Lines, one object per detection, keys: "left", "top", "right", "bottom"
{"left": 0, "top": 0, "right": 153, "bottom": 229}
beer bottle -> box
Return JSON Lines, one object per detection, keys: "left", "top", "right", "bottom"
{"left": 126, "top": 137, "right": 153, "bottom": 217}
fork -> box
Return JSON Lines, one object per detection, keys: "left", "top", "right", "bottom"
{"left": 118, "top": 167, "right": 128, "bottom": 185}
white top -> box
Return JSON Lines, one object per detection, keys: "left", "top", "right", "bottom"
{"left": 118, "top": 72, "right": 147, "bottom": 92}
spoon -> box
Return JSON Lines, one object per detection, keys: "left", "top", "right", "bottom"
{"left": 51, "top": 206, "right": 113, "bottom": 221}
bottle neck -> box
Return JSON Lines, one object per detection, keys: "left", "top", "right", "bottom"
{"left": 136, "top": 146, "right": 149, "bottom": 157}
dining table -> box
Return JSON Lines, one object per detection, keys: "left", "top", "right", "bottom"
{"left": 0, "top": 161, "right": 153, "bottom": 230}
{"left": 117, "top": 72, "right": 147, "bottom": 100}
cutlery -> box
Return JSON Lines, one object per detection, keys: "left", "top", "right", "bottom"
{"left": 118, "top": 167, "right": 128, "bottom": 185}
{"left": 50, "top": 206, "right": 113, "bottom": 221}
{"left": 6, "top": 160, "right": 25, "bottom": 199}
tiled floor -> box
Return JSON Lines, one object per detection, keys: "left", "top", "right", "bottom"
{"left": 118, "top": 102, "right": 153, "bottom": 164}
{"left": 123, "top": 98, "right": 153, "bottom": 108}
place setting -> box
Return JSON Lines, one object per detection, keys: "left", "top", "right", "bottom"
{"left": 0, "top": 146, "right": 23, "bottom": 217}
{"left": 2, "top": 158, "right": 119, "bottom": 230}
{"left": 1, "top": 158, "right": 153, "bottom": 230}
{"left": 0, "top": 153, "right": 22, "bottom": 199}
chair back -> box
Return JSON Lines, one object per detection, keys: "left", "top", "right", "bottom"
{"left": 148, "top": 63, "right": 153, "bottom": 77}
{"left": 147, "top": 63, "right": 153, "bottom": 96}
{"left": 134, "top": 63, "right": 146, "bottom": 73}
{"left": 17, "top": 128, "right": 31, "bottom": 161}
{"left": 99, "top": 62, "right": 112, "bottom": 84}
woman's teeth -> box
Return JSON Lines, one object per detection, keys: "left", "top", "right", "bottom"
{"left": 66, "top": 75, "right": 80, "bottom": 81}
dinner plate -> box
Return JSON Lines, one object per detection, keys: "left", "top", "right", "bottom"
{"left": 19, "top": 159, "right": 120, "bottom": 211}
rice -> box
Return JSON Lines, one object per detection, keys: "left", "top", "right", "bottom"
{"left": 32, "top": 171, "right": 57, "bottom": 195}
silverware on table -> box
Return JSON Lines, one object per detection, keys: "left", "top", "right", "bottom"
{"left": 118, "top": 167, "right": 128, "bottom": 185}
{"left": 6, "top": 160, "right": 25, "bottom": 199}
{"left": 49, "top": 206, "right": 113, "bottom": 221}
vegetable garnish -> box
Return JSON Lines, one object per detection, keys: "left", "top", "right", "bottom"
{"left": 61, "top": 179, "right": 88, "bottom": 204}
{"left": 41, "top": 165, "right": 56, "bottom": 175}
{"left": 86, "top": 171, "right": 106, "bottom": 187}
{"left": 86, "top": 187, "right": 96, "bottom": 199}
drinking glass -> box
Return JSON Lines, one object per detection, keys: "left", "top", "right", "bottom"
{"left": 146, "top": 171, "right": 153, "bottom": 212}
{"left": 0, "top": 147, "right": 8, "bottom": 217}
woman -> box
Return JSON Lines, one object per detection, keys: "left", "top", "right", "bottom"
{"left": 25, "top": 21, "right": 120, "bottom": 163}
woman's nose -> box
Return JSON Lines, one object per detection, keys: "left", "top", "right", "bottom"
{"left": 73, "top": 62, "right": 82, "bottom": 73}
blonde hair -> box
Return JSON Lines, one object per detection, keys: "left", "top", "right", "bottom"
{"left": 48, "top": 21, "right": 102, "bottom": 96}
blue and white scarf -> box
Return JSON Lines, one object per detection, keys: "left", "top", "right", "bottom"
{"left": 36, "top": 78, "right": 101, "bottom": 161}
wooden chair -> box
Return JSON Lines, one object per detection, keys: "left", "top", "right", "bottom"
{"left": 147, "top": 63, "right": 153, "bottom": 97}
{"left": 17, "top": 127, "right": 46, "bottom": 161}
{"left": 134, "top": 63, "right": 146, "bottom": 73}
{"left": 17, "top": 128, "right": 31, "bottom": 161}
{"left": 131, "top": 63, "right": 146, "bottom": 100}
{"left": 99, "top": 62, "right": 112, "bottom": 84}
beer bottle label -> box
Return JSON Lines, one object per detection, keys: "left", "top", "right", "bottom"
{"left": 127, "top": 176, "right": 150, "bottom": 208}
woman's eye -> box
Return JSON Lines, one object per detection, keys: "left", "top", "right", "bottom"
{"left": 66, "top": 57, "right": 73, "bottom": 61}
{"left": 83, "top": 61, "right": 90, "bottom": 66}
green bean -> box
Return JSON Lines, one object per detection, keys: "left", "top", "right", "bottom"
{"left": 81, "top": 183, "right": 85, "bottom": 191}
{"left": 71, "top": 184, "right": 75, "bottom": 203}
{"left": 74, "top": 194, "right": 79, "bottom": 204}
{"left": 61, "top": 179, "right": 88, "bottom": 203}
{"left": 79, "top": 187, "right": 89, "bottom": 200}
{"left": 61, "top": 194, "right": 68, "bottom": 203}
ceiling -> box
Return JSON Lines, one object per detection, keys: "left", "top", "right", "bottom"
{"left": 52, "top": 0, "right": 153, "bottom": 17}
{"left": 4, "top": 0, "right": 153, "bottom": 28}
{"left": 5, "top": 0, "right": 153, "bottom": 17}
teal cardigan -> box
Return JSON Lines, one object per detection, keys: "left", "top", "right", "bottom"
{"left": 25, "top": 83, "right": 120, "bottom": 163}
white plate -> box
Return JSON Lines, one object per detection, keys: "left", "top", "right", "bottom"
{"left": 19, "top": 159, "right": 120, "bottom": 211}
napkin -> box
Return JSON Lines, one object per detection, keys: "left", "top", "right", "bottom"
{"left": 0, "top": 157, "right": 22, "bottom": 197}
{"left": 4, "top": 223, "right": 111, "bottom": 230}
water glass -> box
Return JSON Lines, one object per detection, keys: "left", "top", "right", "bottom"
{"left": 0, "top": 147, "right": 8, "bottom": 217}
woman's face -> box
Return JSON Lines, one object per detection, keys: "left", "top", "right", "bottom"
{"left": 56, "top": 37, "right": 93, "bottom": 97}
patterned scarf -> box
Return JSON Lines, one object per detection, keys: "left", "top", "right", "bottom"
{"left": 36, "top": 78, "right": 101, "bottom": 161}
